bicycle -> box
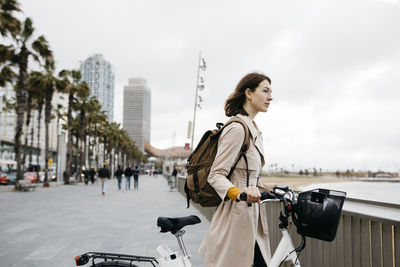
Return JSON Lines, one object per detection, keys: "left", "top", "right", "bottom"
{"left": 75, "top": 186, "right": 346, "bottom": 267}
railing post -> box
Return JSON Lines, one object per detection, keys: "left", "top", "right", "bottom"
{"left": 360, "top": 218, "right": 370, "bottom": 267}
{"left": 382, "top": 223, "right": 393, "bottom": 267}
{"left": 395, "top": 226, "right": 400, "bottom": 267}
{"left": 371, "top": 221, "right": 382, "bottom": 267}
{"left": 352, "top": 217, "right": 361, "bottom": 266}
{"left": 336, "top": 216, "right": 345, "bottom": 266}
{"left": 343, "top": 215, "right": 353, "bottom": 266}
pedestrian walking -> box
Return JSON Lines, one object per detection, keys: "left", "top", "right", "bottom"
{"left": 98, "top": 163, "right": 110, "bottom": 196}
{"left": 172, "top": 166, "right": 178, "bottom": 178}
{"left": 199, "top": 72, "right": 277, "bottom": 267}
{"left": 133, "top": 166, "right": 140, "bottom": 190}
{"left": 83, "top": 167, "right": 89, "bottom": 185}
{"left": 115, "top": 165, "right": 123, "bottom": 190}
{"left": 89, "top": 167, "right": 96, "bottom": 184}
{"left": 63, "top": 171, "right": 68, "bottom": 184}
{"left": 124, "top": 165, "right": 133, "bottom": 190}
{"left": 170, "top": 166, "right": 178, "bottom": 189}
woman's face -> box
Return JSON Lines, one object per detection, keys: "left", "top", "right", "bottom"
{"left": 248, "top": 79, "right": 273, "bottom": 113}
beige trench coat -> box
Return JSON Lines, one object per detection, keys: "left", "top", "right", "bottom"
{"left": 199, "top": 114, "right": 271, "bottom": 267}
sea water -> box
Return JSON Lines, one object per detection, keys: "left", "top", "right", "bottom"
{"left": 301, "top": 181, "right": 400, "bottom": 204}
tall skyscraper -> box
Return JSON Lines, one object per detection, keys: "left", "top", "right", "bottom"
{"left": 80, "top": 54, "right": 115, "bottom": 121}
{"left": 123, "top": 78, "right": 151, "bottom": 152}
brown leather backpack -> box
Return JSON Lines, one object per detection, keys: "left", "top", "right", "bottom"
{"left": 184, "top": 117, "right": 250, "bottom": 208}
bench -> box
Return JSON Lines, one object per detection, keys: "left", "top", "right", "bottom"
{"left": 16, "top": 179, "right": 38, "bottom": 191}
{"left": 69, "top": 176, "right": 77, "bottom": 184}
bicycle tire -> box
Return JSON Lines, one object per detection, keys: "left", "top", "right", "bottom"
{"left": 93, "top": 261, "right": 138, "bottom": 267}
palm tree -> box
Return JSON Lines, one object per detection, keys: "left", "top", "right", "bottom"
{"left": 23, "top": 71, "right": 39, "bottom": 171}
{"left": 58, "top": 69, "right": 83, "bottom": 183}
{"left": 29, "top": 59, "right": 67, "bottom": 186}
{"left": 34, "top": 80, "right": 44, "bottom": 177}
{"left": 73, "top": 80, "right": 90, "bottom": 180}
{"left": 0, "top": 0, "right": 20, "bottom": 37}
{"left": 93, "top": 109, "right": 106, "bottom": 169}
{"left": 0, "top": 0, "right": 20, "bottom": 86}
{"left": 85, "top": 97, "right": 102, "bottom": 168}
{"left": 54, "top": 103, "right": 65, "bottom": 181}
{"left": 4, "top": 16, "right": 52, "bottom": 183}
{"left": 70, "top": 116, "right": 81, "bottom": 177}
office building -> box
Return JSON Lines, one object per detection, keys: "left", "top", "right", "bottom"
{"left": 123, "top": 78, "right": 151, "bottom": 152}
{"left": 80, "top": 54, "right": 115, "bottom": 121}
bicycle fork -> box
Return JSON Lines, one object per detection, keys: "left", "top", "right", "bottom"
{"left": 269, "top": 229, "right": 300, "bottom": 267}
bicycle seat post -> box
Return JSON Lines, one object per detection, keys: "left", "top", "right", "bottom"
{"left": 174, "top": 229, "right": 189, "bottom": 257}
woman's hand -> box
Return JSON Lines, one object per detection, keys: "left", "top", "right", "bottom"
{"left": 263, "top": 183, "right": 279, "bottom": 193}
{"left": 242, "top": 186, "right": 261, "bottom": 203}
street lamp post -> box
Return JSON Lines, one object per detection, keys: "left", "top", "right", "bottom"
{"left": 190, "top": 51, "right": 206, "bottom": 152}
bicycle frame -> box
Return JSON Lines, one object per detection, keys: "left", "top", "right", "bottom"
{"left": 261, "top": 190, "right": 302, "bottom": 267}
{"left": 269, "top": 229, "right": 300, "bottom": 267}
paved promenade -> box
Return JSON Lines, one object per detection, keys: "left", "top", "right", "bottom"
{"left": 0, "top": 175, "right": 210, "bottom": 267}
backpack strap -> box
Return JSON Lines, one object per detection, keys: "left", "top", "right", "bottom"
{"left": 223, "top": 117, "right": 252, "bottom": 206}
{"left": 224, "top": 118, "right": 250, "bottom": 181}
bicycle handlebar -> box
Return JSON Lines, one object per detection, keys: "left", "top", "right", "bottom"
{"left": 238, "top": 185, "right": 295, "bottom": 202}
{"left": 239, "top": 191, "right": 276, "bottom": 201}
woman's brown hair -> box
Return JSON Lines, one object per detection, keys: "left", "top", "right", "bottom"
{"left": 224, "top": 72, "right": 271, "bottom": 117}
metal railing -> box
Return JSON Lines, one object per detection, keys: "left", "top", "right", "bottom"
{"left": 266, "top": 199, "right": 400, "bottom": 267}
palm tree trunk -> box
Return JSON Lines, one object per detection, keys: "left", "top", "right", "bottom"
{"left": 109, "top": 142, "right": 113, "bottom": 176}
{"left": 65, "top": 92, "right": 73, "bottom": 184}
{"left": 95, "top": 123, "right": 99, "bottom": 169}
{"left": 75, "top": 131, "right": 80, "bottom": 178}
{"left": 22, "top": 92, "right": 33, "bottom": 172}
{"left": 56, "top": 116, "right": 60, "bottom": 183}
{"left": 103, "top": 136, "right": 106, "bottom": 165}
{"left": 43, "top": 89, "right": 53, "bottom": 187}
{"left": 84, "top": 131, "right": 88, "bottom": 168}
{"left": 44, "top": 119, "right": 50, "bottom": 186}
{"left": 36, "top": 103, "right": 43, "bottom": 180}
{"left": 79, "top": 107, "right": 85, "bottom": 181}
{"left": 29, "top": 122, "right": 34, "bottom": 166}
{"left": 87, "top": 120, "right": 91, "bottom": 168}
{"left": 14, "top": 46, "right": 28, "bottom": 184}
{"left": 78, "top": 137, "right": 83, "bottom": 182}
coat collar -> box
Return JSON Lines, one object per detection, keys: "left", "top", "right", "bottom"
{"left": 235, "top": 114, "right": 259, "bottom": 142}
{"left": 235, "top": 114, "right": 265, "bottom": 166}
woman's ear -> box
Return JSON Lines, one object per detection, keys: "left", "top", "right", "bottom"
{"left": 244, "top": 88, "right": 252, "bottom": 100}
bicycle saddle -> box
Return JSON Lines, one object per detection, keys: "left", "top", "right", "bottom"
{"left": 157, "top": 215, "right": 201, "bottom": 234}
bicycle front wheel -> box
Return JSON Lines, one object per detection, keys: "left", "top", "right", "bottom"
{"left": 93, "top": 261, "right": 138, "bottom": 267}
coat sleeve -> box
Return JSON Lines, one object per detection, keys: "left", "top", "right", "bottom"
{"left": 208, "top": 122, "right": 245, "bottom": 200}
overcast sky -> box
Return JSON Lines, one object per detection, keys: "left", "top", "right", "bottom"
{"left": 18, "top": 0, "right": 400, "bottom": 172}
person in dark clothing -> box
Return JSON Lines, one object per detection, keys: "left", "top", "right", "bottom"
{"left": 83, "top": 167, "right": 89, "bottom": 185}
{"left": 89, "top": 168, "right": 96, "bottom": 184}
{"left": 172, "top": 166, "right": 178, "bottom": 178}
{"left": 115, "top": 165, "right": 123, "bottom": 190}
{"left": 124, "top": 165, "right": 133, "bottom": 190}
{"left": 63, "top": 171, "right": 68, "bottom": 184}
{"left": 170, "top": 166, "right": 178, "bottom": 189}
{"left": 133, "top": 166, "right": 140, "bottom": 190}
{"left": 98, "top": 163, "right": 110, "bottom": 195}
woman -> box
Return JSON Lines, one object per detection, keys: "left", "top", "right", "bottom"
{"left": 199, "top": 72, "right": 276, "bottom": 267}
